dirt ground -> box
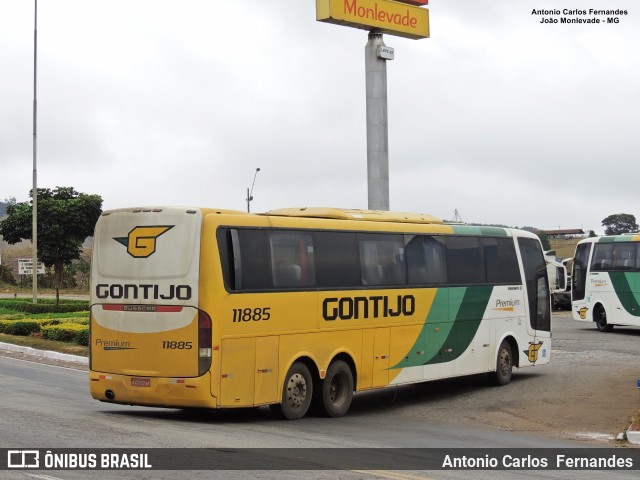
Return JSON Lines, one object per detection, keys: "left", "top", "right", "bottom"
{"left": 387, "top": 311, "right": 640, "bottom": 445}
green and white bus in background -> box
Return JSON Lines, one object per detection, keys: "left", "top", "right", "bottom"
{"left": 571, "top": 234, "right": 640, "bottom": 331}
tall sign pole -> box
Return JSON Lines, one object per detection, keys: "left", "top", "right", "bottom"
{"left": 316, "top": 0, "right": 429, "bottom": 211}
{"left": 32, "top": 0, "right": 38, "bottom": 304}
{"left": 365, "top": 31, "right": 390, "bottom": 211}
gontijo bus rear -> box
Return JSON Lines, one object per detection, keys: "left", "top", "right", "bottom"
{"left": 89, "top": 207, "right": 551, "bottom": 419}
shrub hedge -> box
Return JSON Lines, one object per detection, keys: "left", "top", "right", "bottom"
{"left": 0, "top": 320, "right": 41, "bottom": 336}
{"left": 0, "top": 299, "right": 89, "bottom": 346}
{"left": 0, "top": 299, "right": 88, "bottom": 314}
{"left": 40, "top": 324, "right": 89, "bottom": 346}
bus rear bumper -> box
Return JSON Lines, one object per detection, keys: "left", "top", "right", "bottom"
{"left": 89, "top": 371, "right": 217, "bottom": 409}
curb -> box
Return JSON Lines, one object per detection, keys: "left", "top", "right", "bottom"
{"left": 628, "top": 425, "right": 640, "bottom": 445}
{"left": 1, "top": 340, "right": 639, "bottom": 445}
{"left": 0, "top": 341, "right": 88, "bottom": 365}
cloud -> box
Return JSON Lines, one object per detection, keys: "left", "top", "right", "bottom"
{"left": 0, "top": 0, "right": 638, "bottom": 235}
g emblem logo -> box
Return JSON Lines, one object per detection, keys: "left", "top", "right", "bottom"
{"left": 115, "top": 226, "right": 173, "bottom": 258}
{"left": 524, "top": 341, "right": 544, "bottom": 363}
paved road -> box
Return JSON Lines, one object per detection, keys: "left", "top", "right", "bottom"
{"left": 1, "top": 354, "right": 637, "bottom": 480}
{"left": 1, "top": 310, "right": 640, "bottom": 479}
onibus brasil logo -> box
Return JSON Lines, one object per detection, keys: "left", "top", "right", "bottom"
{"left": 114, "top": 226, "right": 173, "bottom": 258}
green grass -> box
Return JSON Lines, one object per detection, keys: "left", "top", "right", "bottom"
{"left": 0, "top": 299, "right": 90, "bottom": 354}
{"left": 0, "top": 332, "right": 88, "bottom": 357}
{"left": 0, "top": 311, "right": 88, "bottom": 321}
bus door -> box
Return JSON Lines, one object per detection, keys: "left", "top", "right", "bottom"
{"left": 517, "top": 238, "right": 551, "bottom": 365}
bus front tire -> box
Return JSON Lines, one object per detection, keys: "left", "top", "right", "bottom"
{"left": 318, "top": 360, "right": 354, "bottom": 418}
{"left": 490, "top": 341, "right": 513, "bottom": 386}
{"left": 270, "top": 362, "right": 313, "bottom": 420}
{"left": 594, "top": 305, "right": 613, "bottom": 332}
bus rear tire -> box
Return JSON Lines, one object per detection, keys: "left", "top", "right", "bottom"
{"left": 490, "top": 340, "right": 513, "bottom": 386}
{"left": 270, "top": 362, "right": 313, "bottom": 420}
{"left": 318, "top": 360, "right": 354, "bottom": 418}
{"left": 594, "top": 305, "right": 613, "bottom": 332}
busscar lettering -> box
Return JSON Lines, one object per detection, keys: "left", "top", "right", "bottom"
{"left": 323, "top": 295, "right": 415, "bottom": 321}
{"left": 95, "top": 283, "right": 192, "bottom": 301}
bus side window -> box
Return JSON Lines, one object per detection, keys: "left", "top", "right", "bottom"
{"left": 405, "top": 235, "right": 447, "bottom": 285}
{"left": 237, "top": 229, "right": 271, "bottom": 290}
{"left": 612, "top": 242, "right": 636, "bottom": 270}
{"left": 314, "top": 232, "right": 360, "bottom": 288}
{"left": 591, "top": 244, "right": 613, "bottom": 271}
{"left": 217, "top": 228, "right": 271, "bottom": 291}
{"left": 445, "top": 236, "right": 486, "bottom": 285}
{"left": 217, "top": 228, "right": 234, "bottom": 290}
{"left": 269, "top": 232, "right": 316, "bottom": 288}
{"left": 358, "top": 234, "right": 406, "bottom": 286}
{"left": 483, "top": 237, "right": 520, "bottom": 284}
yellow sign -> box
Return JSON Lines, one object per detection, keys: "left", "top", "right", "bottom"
{"left": 316, "top": 0, "right": 429, "bottom": 40}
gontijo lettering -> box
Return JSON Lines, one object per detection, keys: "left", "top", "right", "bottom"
{"left": 95, "top": 283, "right": 192, "bottom": 300}
{"left": 323, "top": 294, "right": 415, "bottom": 320}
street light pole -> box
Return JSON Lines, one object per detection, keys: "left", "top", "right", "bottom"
{"left": 246, "top": 167, "right": 261, "bottom": 213}
{"left": 32, "top": 0, "right": 38, "bottom": 304}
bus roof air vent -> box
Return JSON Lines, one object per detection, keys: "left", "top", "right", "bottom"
{"left": 265, "top": 207, "right": 443, "bottom": 225}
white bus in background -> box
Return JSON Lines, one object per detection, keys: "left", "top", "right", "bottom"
{"left": 571, "top": 235, "right": 640, "bottom": 331}
{"left": 544, "top": 251, "right": 571, "bottom": 310}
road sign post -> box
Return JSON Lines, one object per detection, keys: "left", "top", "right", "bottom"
{"left": 18, "top": 258, "right": 45, "bottom": 276}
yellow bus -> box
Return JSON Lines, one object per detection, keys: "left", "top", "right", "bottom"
{"left": 89, "top": 207, "right": 551, "bottom": 419}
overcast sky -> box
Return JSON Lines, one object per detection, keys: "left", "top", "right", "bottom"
{"left": 1, "top": 0, "right": 638, "bottom": 234}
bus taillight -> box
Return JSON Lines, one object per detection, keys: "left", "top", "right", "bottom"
{"left": 198, "top": 310, "right": 213, "bottom": 376}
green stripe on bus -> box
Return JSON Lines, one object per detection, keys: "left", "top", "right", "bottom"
{"left": 450, "top": 226, "right": 508, "bottom": 237}
{"left": 599, "top": 235, "right": 634, "bottom": 243}
{"left": 392, "top": 286, "right": 494, "bottom": 369}
{"left": 608, "top": 272, "right": 640, "bottom": 317}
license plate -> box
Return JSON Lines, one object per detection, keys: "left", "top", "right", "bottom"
{"left": 131, "top": 377, "right": 151, "bottom": 387}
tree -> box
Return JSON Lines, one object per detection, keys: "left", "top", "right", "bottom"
{"left": 0, "top": 187, "right": 102, "bottom": 303}
{"left": 601, "top": 213, "right": 638, "bottom": 236}
{"left": 0, "top": 196, "right": 16, "bottom": 218}
{"left": 536, "top": 231, "right": 551, "bottom": 251}
{"left": 0, "top": 264, "right": 17, "bottom": 286}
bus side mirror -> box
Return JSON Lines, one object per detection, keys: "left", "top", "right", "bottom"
{"left": 546, "top": 259, "right": 567, "bottom": 293}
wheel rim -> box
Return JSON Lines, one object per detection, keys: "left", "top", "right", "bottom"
{"left": 285, "top": 373, "right": 308, "bottom": 410}
{"left": 498, "top": 348, "right": 511, "bottom": 376}
{"left": 328, "top": 372, "right": 347, "bottom": 406}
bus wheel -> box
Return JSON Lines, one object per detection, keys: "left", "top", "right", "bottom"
{"left": 594, "top": 305, "right": 613, "bottom": 332}
{"left": 320, "top": 360, "right": 354, "bottom": 418}
{"left": 271, "top": 362, "right": 313, "bottom": 420}
{"left": 490, "top": 341, "right": 513, "bottom": 386}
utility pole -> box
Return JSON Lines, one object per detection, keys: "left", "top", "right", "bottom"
{"left": 32, "top": 0, "right": 38, "bottom": 304}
